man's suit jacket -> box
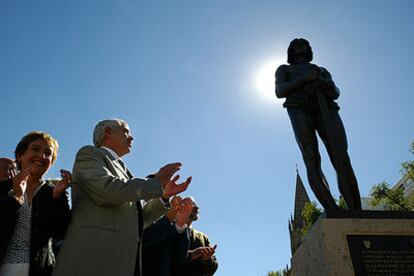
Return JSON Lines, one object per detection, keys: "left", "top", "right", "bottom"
{"left": 171, "top": 227, "right": 218, "bottom": 276}
{"left": 142, "top": 216, "right": 189, "bottom": 276}
{"left": 53, "top": 146, "right": 167, "bottom": 276}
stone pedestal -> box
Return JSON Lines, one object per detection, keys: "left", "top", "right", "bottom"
{"left": 291, "top": 211, "right": 414, "bottom": 276}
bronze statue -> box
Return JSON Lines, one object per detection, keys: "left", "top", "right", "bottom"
{"left": 275, "top": 38, "right": 361, "bottom": 211}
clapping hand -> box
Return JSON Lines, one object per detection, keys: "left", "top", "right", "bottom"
{"left": 176, "top": 197, "right": 194, "bottom": 227}
{"left": 8, "top": 164, "right": 17, "bottom": 180}
{"left": 11, "top": 164, "right": 34, "bottom": 204}
{"left": 156, "top": 162, "right": 182, "bottom": 188}
{"left": 166, "top": 196, "right": 182, "bottom": 222}
{"left": 190, "top": 244, "right": 218, "bottom": 261}
{"left": 162, "top": 174, "right": 192, "bottom": 200}
{"left": 52, "top": 169, "right": 72, "bottom": 199}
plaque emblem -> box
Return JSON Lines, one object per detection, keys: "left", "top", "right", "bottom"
{"left": 362, "top": 240, "right": 371, "bottom": 249}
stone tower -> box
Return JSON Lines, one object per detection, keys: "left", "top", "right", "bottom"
{"left": 288, "top": 170, "right": 310, "bottom": 255}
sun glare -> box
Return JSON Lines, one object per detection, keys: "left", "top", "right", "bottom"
{"left": 255, "top": 57, "right": 285, "bottom": 103}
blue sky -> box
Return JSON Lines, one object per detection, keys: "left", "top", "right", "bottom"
{"left": 1, "top": 1, "right": 413, "bottom": 275}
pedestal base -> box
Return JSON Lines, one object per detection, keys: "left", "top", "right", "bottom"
{"left": 291, "top": 211, "right": 414, "bottom": 276}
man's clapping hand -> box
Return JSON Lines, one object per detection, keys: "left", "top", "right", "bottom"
{"left": 175, "top": 197, "right": 194, "bottom": 227}
{"left": 156, "top": 163, "right": 191, "bottom": 199}
{"left": 189, "top": 245, "right": 218, "bottom": 261}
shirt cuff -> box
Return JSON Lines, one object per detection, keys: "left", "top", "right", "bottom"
{"left": 159, "top": 197, "right": 169, "bottom": 206}
{"left": 175, "top": 224, "right": 188, "bottom": 234}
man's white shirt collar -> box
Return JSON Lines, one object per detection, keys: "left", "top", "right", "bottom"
{"left": 100, "top": 146, "right": 121, "bottom": 160}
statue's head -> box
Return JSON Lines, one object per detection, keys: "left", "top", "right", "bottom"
{"left": 287, "top": 38, "right": 313, "bottom": 64}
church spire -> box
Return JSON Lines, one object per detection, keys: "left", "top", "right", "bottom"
{"left": 288, "top": 166, "right": 311, "bottom": 255}
{"left": 293, "top": 168, "right": 310, "bottom": 229}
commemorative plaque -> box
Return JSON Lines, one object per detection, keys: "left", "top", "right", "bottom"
{"left": 347, "top": 235, "right": 414, "bottom": 275}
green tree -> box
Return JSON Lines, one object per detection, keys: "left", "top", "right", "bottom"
{"left": 370, "top": 181, "right": 414, "bottom": 211}
{"left": 370, "top": 140, "right": 414, "bottom": 211}
{"left": 337, "top": 196, "right": 348, "bottom": 209}
{"left": 299, "top": 201, "right": 322, "bottom": 239}
{"left": 267, "top": 270, "right": 282, "bottom": 276}
{"left": 267, "top": 268, "right": 290, "bottom": 276}
{"left": 401, "top": 141, "right": 414, "bottom": 180}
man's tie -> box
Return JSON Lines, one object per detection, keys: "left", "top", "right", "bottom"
{"left": 117, "top": 159, "right": 133, "bottom": 179}
{"left": 117, "top": 159, "right": 144, "bottom": 276}
{"left": 117, "top": 158, "right": 126, "bottom": 171}
{"left": 117, "top": 159, "right": 144, "bottom": 235}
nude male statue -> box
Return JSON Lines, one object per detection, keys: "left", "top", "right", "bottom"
{"left": 275, "top": 38, "right": 361, "bottom": 211}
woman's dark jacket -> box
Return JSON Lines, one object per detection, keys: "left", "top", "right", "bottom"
{"left": 0, "top": 179, "right": 70, "bottom": 276}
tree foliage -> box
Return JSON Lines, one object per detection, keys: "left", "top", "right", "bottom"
{"left": 299, "top": 201, "right": 322, "bottom": 238}
{"left": 370, "top": 140, "right": 414, "bottom": 211}
{"left": 401, "top": 141, "right": 414, "bottom": 181}
{"left": 267, "top": 268, "right": 290, "bottom": 276}
{"left": 337, "top": 196, "right": 348, "bottom": 209}
{"left": 370, "top": 181, "right": 413, "bottom": 211}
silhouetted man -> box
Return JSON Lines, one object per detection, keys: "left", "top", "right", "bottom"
{"left": 275, "top": 38, "right": 361, "bottom": 210}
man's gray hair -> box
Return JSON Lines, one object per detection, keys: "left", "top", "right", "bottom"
{"left": 184, "top": 196, "right": 197, "bottom": 205}
{"left": 93, "top": 119, "right": 128, "bottom": 147}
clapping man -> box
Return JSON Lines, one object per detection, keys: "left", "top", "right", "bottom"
{"left": 172, "top": 197, "right": 218, "bottom": 276}
{"left": 142, "top": 196, "right": 195, "bottom": 276}
{"left": 54, "top": 119, "right": 191, "bottom": 276}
